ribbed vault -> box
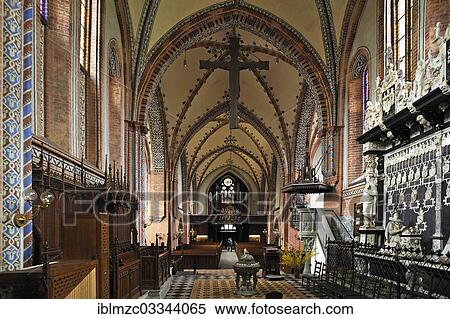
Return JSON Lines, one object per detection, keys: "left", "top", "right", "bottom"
{"left": 132, "top": 0, "right": 338, "bottom": 195}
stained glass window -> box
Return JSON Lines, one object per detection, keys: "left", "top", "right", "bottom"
{"left": 80, "top": 0, "right": 91, "bottom": 70}
{"left": 363, "top": 67, "right": 369, "bottom": 113}
{"left": 39, "top": 0, "right": 48, "bottom": 24}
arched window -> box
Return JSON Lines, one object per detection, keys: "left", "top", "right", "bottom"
{"left": 385, "top": 0, "right": 415, "bottom": 79}
{"left": 220, "top": 177, "right": 235, "bottom": 204}
{"left": 362, "top": 67, "right": 370, "bottom": 117}
{"left": 208, "top": 174, "right": 248, "bottom": 214}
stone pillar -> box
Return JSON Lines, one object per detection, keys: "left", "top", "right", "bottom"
{"left": 1, "top": 0, "right": 34, "bottom": 271}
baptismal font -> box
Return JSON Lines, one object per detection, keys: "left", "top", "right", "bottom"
{"left": 233, "top": 249, "right": 260, "bottom": 296}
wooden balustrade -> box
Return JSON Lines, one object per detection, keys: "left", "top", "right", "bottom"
{"left": 47, "top": 260, "right": 97, "bottom": 299}
{"left": 0, "top": 259, "right": 97, "bottom": 299}
{"left": 141, "top": 247, "right": 171, "bottom": 290}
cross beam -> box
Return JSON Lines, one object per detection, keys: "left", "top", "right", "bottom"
{"left": 200, "top": 35, "right": 269, "bottom": 129}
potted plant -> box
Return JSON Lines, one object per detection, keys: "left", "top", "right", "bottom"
{"left": 280, "top": 244, "right": 315, "bottom": 278}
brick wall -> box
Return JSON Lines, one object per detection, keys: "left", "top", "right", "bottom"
{"left": 288, "top": 226, "right": 300, "bottom": 249}
{"left": 44, "top": 0, "right": 73, "bottom": 153}
{"left": 347, "top": 78, "right": 364, "bottom": 183}
{"left": 425, "top": 0, "right": 450, "bottom": 54}
{"left": 109, "top": 77, "right": 123, "bottom": 167}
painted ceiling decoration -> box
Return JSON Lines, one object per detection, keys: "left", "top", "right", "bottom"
{"left": 125, "top": 0, "right": 349, "bottom": 190}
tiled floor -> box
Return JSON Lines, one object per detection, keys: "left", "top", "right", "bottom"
{"left": 164, "top": 270, "right": 318, "bottom": 299}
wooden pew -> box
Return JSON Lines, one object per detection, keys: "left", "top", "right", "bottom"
{"left": 141, "top": 245, "right": 171, "bottom": 290}
{"left": 172, "top": 242, "right": 223, "bottom": 270}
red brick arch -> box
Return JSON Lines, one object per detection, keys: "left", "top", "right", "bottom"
{"left": 135, "top": 4, "right": 333, "bottom": 132}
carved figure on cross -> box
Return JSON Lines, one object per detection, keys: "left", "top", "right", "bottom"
{"left": 200, "top": 33, "right": 269, "bottom": 129}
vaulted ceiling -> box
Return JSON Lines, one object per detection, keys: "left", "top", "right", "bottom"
{"left": 123, "top": 0, "right": 352, "bottom": 190}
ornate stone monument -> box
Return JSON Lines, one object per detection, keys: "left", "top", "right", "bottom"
{"left": 357, "top": 20, "right": 450, "bottom": 251}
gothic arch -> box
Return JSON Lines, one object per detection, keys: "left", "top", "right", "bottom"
{"left": 175, "top": 102, "right": 283, "bottom": 183}
{"left": 136, "top": 2, "right": 333, "bottom": 138}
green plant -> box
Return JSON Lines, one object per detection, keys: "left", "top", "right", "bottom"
{"left": 280, "top": 244, "right": 315, "bottom": 271}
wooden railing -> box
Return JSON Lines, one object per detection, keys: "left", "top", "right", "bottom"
{"left": 0, "top": 259, "right": 97, "bottom": 299}
{"left": 47, "top": 260, "right": 97, "bottom": 299}
{"left": 141, "top": 247, "right": 171, "bottom": 290}
{"left": 64, "top": 267, "right": 96, "bottom": 299}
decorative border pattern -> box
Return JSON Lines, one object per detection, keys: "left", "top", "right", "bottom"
{"left": 2, "top": 0, "right": 25, "bottom": 270}
{"left": 79, "top": 72, "right": 86, "bottom": 159}
{"left": 32, "top": 147, "right": 105, "bottom": 186}
{"left": 147, "top": 91, "right": 165, "bottom": 171}
{"left": 132, "top": 0, "right": 159, "bottom": 86}
{"left": 22, "top": 0, "right": 33, "bottom": 266}
{"left": 295, "top": 87, "right": 317, "bottom": 169}
{"left": 315, "top": 0, "right": 338, "bottom": 115}
{"left": 342, "top": 187, "right": 364, "bottom": 198}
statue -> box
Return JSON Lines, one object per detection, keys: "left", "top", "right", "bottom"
{"left": 413, "top": 60, "right": 426, "bottom": 99}
{"left": 414, "top": 166, "right": 421, "bottom": 180}
{"left": 417, "top": 114, "right": 431, "bottom": 129}
{"left": 444, "top": 158, "right": 450, "bottom": 174}
{"left": 384, "top": 62, "right": 397, "bottom": 87}
{"left": 445, "top": 23, "right": 450, "bottom": 38}
{"left": 398, "top": 190, "right": 405, "bottom": 203}
{"left": 429, "top": 163, "right": 436, "bottom": 178}
{"left": 424, "top": 184, "right": 433, "bottom": 201}
{"left": 364, "top": 101, "right": 380, "bottom": 131}
{"left": 361, "top": 155, "right": 378, "bottom": 228}
{"left": 434, "top": 22, "right": 442, "bottom": 41}
{"left": 387, "top": 192, "right": 393, "bottom": 206}
{"left": 385, "top": 212, "right": 406, "bottom": 248}
{"left": 411, "top": 186, "right": 418, "bottom": 203}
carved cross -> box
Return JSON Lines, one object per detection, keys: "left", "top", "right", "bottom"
{"left": 200, "top": 34, "right": 269, "bottom": 129}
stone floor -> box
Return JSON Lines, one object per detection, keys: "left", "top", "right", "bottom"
{"left": 163, "top": 269, "right": 318, "bottom": 299}
{"left": 150, "top": 249, "right": 319, "bottom": 299}
{"left": 217, "top": 250, "right": 239, "bottom": 268}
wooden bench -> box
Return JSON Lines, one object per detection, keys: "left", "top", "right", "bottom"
{"left": 172, "top": 242, "right": 223, "bottom": 271}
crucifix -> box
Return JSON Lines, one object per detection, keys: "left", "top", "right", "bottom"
{"left": 200, "top": 34, "right": 269, "bottom": 129}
